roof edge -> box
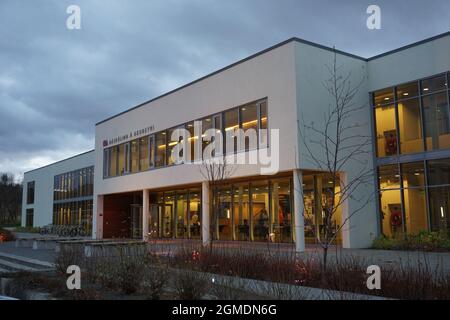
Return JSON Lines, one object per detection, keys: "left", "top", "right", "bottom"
{"left": 23, "top": 149, "right": 95, "bottom": 175}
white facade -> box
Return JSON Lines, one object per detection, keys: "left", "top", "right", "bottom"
{"left": 23, "top": 32, "right": 450, "bottom": 248}
{"left": 21, "top": 151, "right": 94, "bottom": 227}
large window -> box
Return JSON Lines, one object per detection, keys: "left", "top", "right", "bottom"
{"left": 155, "top": 132, "right": 167, "bottom": 167}
{"left": 377, "top": 157, "right": 450, "bottom": 236}
{"left": 26, "top": 181, "right": 35, "bottom": 204}
{"left": 398, "top": 98, "right": 423, "bottom": 154}
{"left": 422, "top": 92, "right": 450, "bottom": 151}
{"left": 103, "top": 98, "right": 268, "bottom": 178}
{"left": 374, "top": 105, "right": 397, "bottom": 157}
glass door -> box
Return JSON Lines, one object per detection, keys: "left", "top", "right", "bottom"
{"left": 159, "top": 204, "right": 173, "bottom": 238}
{"left": 130, "top": 204, "right": 143, "bottom": 239}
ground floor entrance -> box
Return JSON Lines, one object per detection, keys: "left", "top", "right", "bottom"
{"left": 100, "top": 170, "right": 342, "bottom": 245}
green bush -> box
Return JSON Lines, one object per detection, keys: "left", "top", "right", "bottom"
{"left": 372, "top": 231, "right": 450, "bottom": 251}
{"left": 14, "top": 226, "right": 40, "bottom": 233}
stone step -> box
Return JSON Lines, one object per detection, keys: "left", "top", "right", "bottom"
{"left": 0, "top": 258, "right": 40, "bottom": 272}
{"left": 0, "top": 252, "right": 54, "bottom": 268}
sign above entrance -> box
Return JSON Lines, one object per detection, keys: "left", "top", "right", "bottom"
{"left": 103, "top": 125, "right": 155, "bottom": 147}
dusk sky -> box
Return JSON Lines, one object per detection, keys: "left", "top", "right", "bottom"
{"left": 1, "top": 0, "right": 449, "bottom": 180}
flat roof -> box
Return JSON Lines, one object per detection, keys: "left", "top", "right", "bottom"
{"left": 23, "top": 149, "right": 95, "bottom": 175}
{"left": 93, "top": 31, "right": 450, "bottom": 126}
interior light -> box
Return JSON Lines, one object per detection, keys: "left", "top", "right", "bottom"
{"left": 403, "top": 92, "right": 409, "bottom": 96}
{"left": 414, "top": 173, "right": 420, "bottom": 176}
{"left": 384, "top": 97, "right": 390, "bottom": 101}
{"left": 440, "top": 207, "right": 445, "bottom": 218}
{"left": 423, "top": 88, "right": 429, "bottom": 91}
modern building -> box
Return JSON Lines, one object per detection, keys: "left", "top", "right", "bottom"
{"left": 22, "top": 32, "right": 450, "bottom": 249}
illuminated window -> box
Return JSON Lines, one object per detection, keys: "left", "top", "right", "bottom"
{"left": 398, "top": 98, "right": 423, "bottom": 154}
{"left": 374, "top": 105, "right": 397, "bottom": 157}
{"left": 422, "top": 92, "right": 450, "bottom": 151}
{"left": 155, "top": 132, "right": 167, "bottom": 167}
{"left": 139, "top": 136, "right": 149, "bottom": 171}
{"left": 130, "top": 139, "right": 139, "bottom": 173}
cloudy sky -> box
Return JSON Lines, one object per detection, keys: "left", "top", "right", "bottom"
{"left": 0, "top": 0, "right": 449, "bottom": 180}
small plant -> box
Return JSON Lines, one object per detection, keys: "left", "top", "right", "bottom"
{"left": 114, "top": 250, "right": 147, "bottom": 294}
{"left": 142, "top": 266, "right": 169, "bottom": 300}
{"left": 174, "top": 270, "right": 210, "bottom": 300}
{"left": 54, "top": 247, "right": 85, "bottom": 274}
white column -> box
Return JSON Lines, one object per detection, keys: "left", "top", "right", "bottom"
{"left": 293, "top": 169, "right": 305, "bottom": 252}
{"left": 202, "top": 181, "right": 211, "bottom": 246}
{"left": 94, "top": 195, "right": 104, "bottom": 240}
{"left": 143, "top": 189, "right": 149, "bottom": 241}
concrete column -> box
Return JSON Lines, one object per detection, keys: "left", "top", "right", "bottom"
{"left": 93, "top": 195, "right": 104, "bottom": 240}
{"left": 202, "top": 181, "right": 211, "bottom": 246}
{"left": 293, "top": 169, "right": 305, "bottom": 252}
{"left": 143, "top": 189, "right": 149, "bottom": 241}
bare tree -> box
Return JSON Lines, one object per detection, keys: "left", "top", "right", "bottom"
{"left": 0, "top": 173, "right": 22, "bottom": 225}
{"left": 199, "top": 155, "right": 235, "bottom": 251}
{"left": 298, "top": 50, "right": 374, "bottom": 270}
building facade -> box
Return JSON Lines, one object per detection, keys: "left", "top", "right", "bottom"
{"left": 22, "top": 32, "right": 450, "bottom": 249}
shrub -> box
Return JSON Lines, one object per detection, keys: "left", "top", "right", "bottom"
{"left": 142, "top": 266, "right": 169, "bottom": 300}
{"left": 114, "top": 251, "right": 147, "bottom": 294}
{"left": 174, "top": 270, "right": 210, "bottom": 300}
{"left": 14, "top": 226, "right": 40, "bottom": 234}
{"left": 54, "top": 247, "right": 85, "bottom": 274}
{"left": 372, "top": 231, "right": 450, "bottom": 251}
{"left": 0, "top": 228, "right": 16, "bottom": 242}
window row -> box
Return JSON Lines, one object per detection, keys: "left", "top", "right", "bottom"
{"left": 53, "top": 200, "right": 93, "bottom": 236}
{"left": 378, "top": 159, "right": 450, "bottom": 237}
{"left": 103, "top": 99, "right": 268, "bottom": 178}
{"left": 373, "top": 73, "right": 450, "bottom": 157}
{"left": 54, "top": 166, "right": 94, "bottom": 201}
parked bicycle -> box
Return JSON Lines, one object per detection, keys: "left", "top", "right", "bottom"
{"left": 39, "top": 224, "right": 88, "bottom": 237}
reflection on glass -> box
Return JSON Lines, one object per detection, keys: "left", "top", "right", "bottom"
{"left": 176, "top": 192, "right": 188, "bottom": 238}
{"left": 189, "top": 189, "right": 201, "bottom": 239}
{"left": 427, "top": 158, "right": 450, "bottom": 186}
{"left": 421, "top": 75, "right": 447, "bottom": 94}
{"left": 428, "top": 187, "right": 450, "bottom": 233}
{"left": 397, "top": 82, "right": 419, "bottom": 100}
{"left": 403, "top": 188, "right": 428, "bottom": 234}
{"left": 402, "top": 162, "right": 425, "bottom": 188}
{"left": 241, "top": 103, "right": 258, "bottom": 151}
{"left": 233, "top": 184, "right": 250, "bottom": 241}
{"left": 422, "top": 92, "right": 450, "bottom": 151}
{"left": 374, "top": 88, "right": 394, "bottom": 106}
{"left": 398, "top": 98, "right": 423, "bottom": 154}
{"left": 216, "top": 185, "right": 232, "bottom": 241}
{"left": 251, "top": 181, "right": 269, "bottom": 242}
{"left": 155, "top": 132, "right": 167, "bottom": 167}
{"left": 130, "top": 140, "right": 139, "bottom": 173}
{"left": 139, "top": 136, "right": 149, "bottom": 171}
{"left": 375, "top": 105, "right": 397, "bottom": 157}
{"left": 109, "top": 146, "right": 118, "bottom": 177}
{"left": 118, "top": 144, "right": 126, "bottom": 175}
{"left": 224, "top": 108, "right": 239, "bottom": 154}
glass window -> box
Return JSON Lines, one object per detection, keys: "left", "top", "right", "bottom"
{"left": 186, "top": 122, "right": 196, "bottom": 163}
{"left": 109, "top": 146, "right": 118, "bottom": 177}
{"left": 118, "top": 143, "right": 126, "bottom": 175}
{"left": 378, "top": 165, "right": 400, "bottom": 190}
{"left": 397, "top": 82, "right": 419, "bottom": 100}
{"left": 373, "top": 88, "right": 394, "bottom": 106}
{"left": 259, "top": 101, "right": 268, "bottom": 147}
{"left": 379, "top": 189, "right": 404, "bottom": 238}
{"left": 398, "top": 98, "right": 424, "bottom": 154}
{"left": 26, "top": 181, "right": 35, "bottom": 204}
{"left": 216, "top": 185, "right": 232, "bottom": 241}
{"left": 240, "top": 103, "right": 258, "bottom": 151}
{"left": 233, "top": 183, "right": 250, "bottom": 241}
{"left": 428, "top": 186, "right": 450, "bottom": 233}
{"left": 189, "top": 189, "right": 201, "bottom": 239}
{"left": 422, "top": 92, "right": 450, "bottom": 151}
{"left": 103, "top": 149, "right": 109, "bottom": 178}
{"left": 427, "top": 158, "right": 450, "bottom": 186}
{"left": 202, "top": 117, "right": 212, "bottom": 159}
{"left": 403, "top": 187, "right": 428, "bottom": 234}
{"left": 175, "top": 191, "right": 188, "bottom": 238}
{"left": 421, "top": 75, "right": 447, "bottom": 94}
{"left": 167, "top": 127, "right": 183, "bottom": 165}
{"left": 155, "top": 132, "right": 167, "bottom": 167}
{"left": 402, "top": 162, "right": 425, "bottom": 188}
{"left": 374, "top": 105, "right": 397, "bottom": 157}
{"left": 251, "top": 181, "right": 270, "bottom": 242}
{"left": 224, "top": 108, "right": 239, "bottom": 154}
{"left": 139, "top": 136, "right": 149, "bottom": 171}
{"left": 130, "top": 139, "right": 139, "bottom": 173}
